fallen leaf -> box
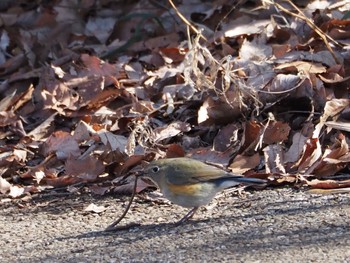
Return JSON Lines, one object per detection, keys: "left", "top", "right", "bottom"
{"left": 152, "top": 121, "right": 191, "bottom": 142}
{"left": 307, "top": 179, "right": 350, "bottom": 189}
{"left": 0, "top": 177, "right": 11, "bottom": 194}
{"left": 313, "top": 98, "right": 350, "bottom": 138}
{"left": 263, "top": 121, "right": 291, "bottom": 144}
{"left": 98, "top": 130, "right": 128, "bottom": 153}
{"left": 89, "top": 185, "right": 110, "bottom": 196}
{"left": 284, "top": 132, "right": 308, "bottom": 164}
{"left": 84, "top": 203, "right": 107, "bottom": 213}
{"left": 65, "top": 156, "right": 105, "bottom": 179}
{"left": 275, "top": 61, "right": 327, "bottom": 74}
{"left": 307, "top": 188, "right": 350, "bottom": 194}
{"left": 229, "top": 153, "right": 260, "bottom": 174}
{"left": 9, "top": 185, "right": 24, "bottom": 198}
{"left": 42, "top": 131, "right": 81, "bottom": 160}
{"left": 112, "top": 176, "right": 151, "bottom": 194}
{"left": 263, "top": 144, "right": 286, "bottom": 174}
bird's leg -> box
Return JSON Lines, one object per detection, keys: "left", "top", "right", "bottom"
{"left": 175, "top": 207, "right": 199, "bottom": 226}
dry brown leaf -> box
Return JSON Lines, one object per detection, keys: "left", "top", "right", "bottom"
{"left": 166, "top": 144, "right": 185, "bottom": 158}
{"left": 224, "top": 16, "right": 270, "bottom": 37}
{"left": 13, "top": 149, "right": 27, "bottom": 163}
{"left": 0, "top": 148, "right": 27, "bottom": 166}
{"left": 284, "top": 132, "right": 308, "bottom": 164}
{"left": 313, "top": 134, "right": 349, "bottom": 177}
{"left": 27, "top": 113, "right": 57, "bottom": 141}
{"left": 84, "top": 203, "right": 107, "bottom": 213}
{"left": 65, "top": 156, "right": 104, "bottom": 179}
{"left": 116, "top": 155, "right": 145, "bottom": 175}
{"left": 308, "top": 188, "right": 350, "bottom": 194}
{"left": 0, "top": 111, "right": 17, "bottom": 127}
{"left": 33, "top": 170, "right": 45, "bottom": 184}
{"left": 85, "top": 16, "right": 117, "bottom": 44}
{"left": 45, "top": 176, "right": 85, "bottom": 188}
{"left": 0, "top": 177, "right": 11, "bottom": 194}
{"left": 159, "top": 47, "right": 188, "bottom": 63}
{"left": 325, "top": 121, "right": 350, "bottom": 132}
{"left": 307, "top": 179, "right": 350, "bottom": 189}
{"left": 187, "top": 148, "right": 233, "bottom": 169}
{"left": 239, "top": 35, "right": 272, "bottom": 61}
{"left": 198, "top": 96, "right": 244, "bottom": 125}
{"left": 313, "top": 98, "right": 350, "bottom": 138}
{"left": 0, "top": 53, "right": 26, "bottom": 76}
{"left": 72, "top": 121, "right": 96, "bottom": 142}
{"left": 275, "top": 61, "right": 327, "bottom": 74}
{"left": 98, "top": 130, "right": 128, "bottom": 153}
{"left": 297, "top": 138, "right": 323, "bottom": 174}
{"left": 272, "top": 44, "right": 291, "bottom": 58}
{"left": 8, "top": 185, "right": 24, "bottom": 198}
{"left": 229, "top": 153, "right": 260, "bottom": 174}
{"left": 263, "top": 121, "right": 291, "bottom": 144}
{"left": 12, "top": 84, "right": 35, "bottom": 111}
{"left": 263, "top": 144, "right": 286, "bottom": 174}
{"left": 80, "top": 54, "right": 121, "bottom": 86}
{"left": 132, "top": 33, "right": 182, "bottom": 53}
{"left": 89, "top": 185, "right": 110, "bottom": 196}
{"left": 42, "top": 131, "right": 81, "bottom": 160}
{"left": 0, "top": 90, "right": 16, "bottom": 111}
{"left": 241, "top": 121, "right": 262, "bottom": 154}
{"left": 213, "top": 123, "right": 240, "bottom": 152}
{"left": 112, "top": 176, "right": 151, "bottom": 194}
{"left": 152, "top": 121, "right": 191, "bottom": 143}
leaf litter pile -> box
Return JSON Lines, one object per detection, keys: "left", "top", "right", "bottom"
{"left": 1, "top": 0, "right": 350, "bottom": 205}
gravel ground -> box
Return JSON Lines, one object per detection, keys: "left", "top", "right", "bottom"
{"left": 1, "top": 187, "right": 350, "bottom": 262}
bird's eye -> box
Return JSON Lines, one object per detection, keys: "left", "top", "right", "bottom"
{"left": 151, "top": 166, "right": 160, "bottom": 173}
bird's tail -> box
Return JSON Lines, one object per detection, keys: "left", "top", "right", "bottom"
{"left": 230, "top": 176, "right": 266, "bottom": 184}
{"left": 215, "top": 176, "right": 267, "bottom": 189}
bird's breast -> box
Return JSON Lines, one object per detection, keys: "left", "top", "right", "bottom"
{"left": 167, "top": 183, "right": 203, "bottom": 196}
{"left": 161, "top": 182, "right": 218, "bottom": 208}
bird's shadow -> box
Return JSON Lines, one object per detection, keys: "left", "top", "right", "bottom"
{"left": 56, "top": 218, "right": 212, "bottom": 241}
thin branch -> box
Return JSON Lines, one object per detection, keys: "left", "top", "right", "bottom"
{"left": 168, "top": 0, "right": 208, "bottom": 42}
{"left": 105, "top": 175, "right": 139, "bottom": 231}
{"left": 266, "top": 0, "right": 341, "bottom": 64}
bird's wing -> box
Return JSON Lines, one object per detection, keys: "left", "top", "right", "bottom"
{"left": 166, "top": 159, "right": 235, "bottom": 185}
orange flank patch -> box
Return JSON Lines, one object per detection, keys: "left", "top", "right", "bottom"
{"left": 167, "top": 183, "right": 202, "bottom": 196}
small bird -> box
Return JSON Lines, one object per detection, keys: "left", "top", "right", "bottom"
{"left": 141, "top": 157, "right": 266, "bottom": 225}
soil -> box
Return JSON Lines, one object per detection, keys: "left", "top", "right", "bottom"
{"left": 1, "top": 187, "right": 350, "bottom": 262}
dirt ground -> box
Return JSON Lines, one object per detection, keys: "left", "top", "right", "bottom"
{"left": 1, "top": 187, "right": 350, "bottom": 262}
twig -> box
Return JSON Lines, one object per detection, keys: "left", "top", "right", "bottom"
{"left": 267, "top": 0, "right": 341, "bottom": 64}
{"left": 148, "top": 100, "right": 185, "bottom": 115}
{"left": 105, "top": 175, "right": 139, "bottom": 231}
{"left": 168, "top": 0, "right": 207, "bottom": 42}
{"left": 27, "top": 153, "right": 55, "bottom": 170}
